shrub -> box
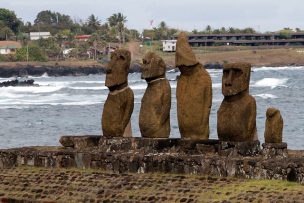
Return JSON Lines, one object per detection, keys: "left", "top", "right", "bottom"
{"left": 16, "top": 46, "right": 48, "bottom": 62}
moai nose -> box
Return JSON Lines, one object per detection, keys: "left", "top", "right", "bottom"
{"left": 225, "top": 71, "right": 233, "bottom": 86}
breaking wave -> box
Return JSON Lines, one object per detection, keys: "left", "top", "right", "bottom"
{"left": 253, "top": 78, "right": 288, "bottom": 89}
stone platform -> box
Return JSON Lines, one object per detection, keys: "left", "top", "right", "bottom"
{"left": 0, "top": 136, "right": 303, "bottom": 184}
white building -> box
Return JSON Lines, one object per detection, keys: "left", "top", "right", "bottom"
{"left": 30, "top": 32, "right": 51, "bottom": 40}
{"left": 0, "top": 41, "right": 21, "bottom": 55}
{"left": 162, "top": 40, "right": 177, "bottom": 52}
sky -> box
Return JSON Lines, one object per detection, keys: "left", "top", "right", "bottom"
{"left": 1, "top": 0, "right": 303, "bottom": 32}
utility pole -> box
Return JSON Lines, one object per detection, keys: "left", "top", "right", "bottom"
{"left": 26, "top": 43, "right": 29, "bottom": 61}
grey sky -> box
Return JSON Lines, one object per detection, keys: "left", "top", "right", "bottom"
{"left": 1, "top": 0, "right": 303, "bottom": 32}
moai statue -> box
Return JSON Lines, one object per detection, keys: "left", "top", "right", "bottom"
{"left": 176, "top": 32, "right": 212, "bottom": 140}
{"left": 217, "top": 63, "right": 257, "bottom": 142}
{"left": 102, "top": 49, "right": 134, "bottom": 137}
{"left": 264, "top": 107, "right": 283, "bottom": 143}
{"left": 139, "top": 52, "right": 171, "bottom": 138}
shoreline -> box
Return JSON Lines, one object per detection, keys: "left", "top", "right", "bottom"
{"left": 0, "top": 61, "right": 302, "bottom": 78}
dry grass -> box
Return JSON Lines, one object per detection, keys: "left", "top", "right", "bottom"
{"left": 0, "top": 166, "right": 303, "bottom": 202}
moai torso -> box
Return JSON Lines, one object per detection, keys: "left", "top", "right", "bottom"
{"left": 217, "top": 63, "right": 257, "bottom": 142}
{"left": 175, "top": 32, "right": 212, "bottom": 140}
{"left": 102, "top": 49, "right": 134, "bottom": 138}
{"left": 139, "top": 52, "right": 171, "bottom": 138}
{"left": 264, "top": 108, "right": 283, "bottom": 143}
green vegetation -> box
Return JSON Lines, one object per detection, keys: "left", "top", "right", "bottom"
{"left": 16, "top": 46, "right": 47, "bottom": 62}
{"left": 0, "top": 8, "right": 304, "bottom": 63}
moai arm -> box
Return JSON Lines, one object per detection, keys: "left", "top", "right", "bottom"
{"left": 122, "top": 90, "right": 134, "bottom": 130}
{"left": 248, "top": 97, "right": 257, "bottom": 140}
{"left": 160, "top": 82, "right": 171, "bottom": 125}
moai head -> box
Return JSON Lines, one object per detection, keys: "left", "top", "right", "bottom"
{"left": 222, "top": 63, "right": 251, "bottom": 97}
{"left": 141, "top": 52, "right": 166, "bottom": 80}
{"left": 105, "top": 49, "right": 131, "bottom": 89}
{"left": 265, "top": 107, "right": 283, "bottom": 143}
{"left": 175, "top": 32, "right": 198, "bottom": 73}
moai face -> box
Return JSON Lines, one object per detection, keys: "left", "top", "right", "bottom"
{"left": 141, "top": 52, "right": 166, "bottom": 80}
{"left": 105, "top": 49, "right": 131, "bottom": 89}
{"left": 222, "top": 63, "right": 251, "bottom": 97}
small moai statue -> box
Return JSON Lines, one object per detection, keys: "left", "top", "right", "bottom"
{"left": 175, "top": 32, "right": 212, "bottom": 140}
{"left": 102, "top": 49, "right": 134, "bottom": 137}
{"left": 139, "top": 52, "right": 171, "bottom": 138}
{"left": 217, "top": 63, "right": 257, "bottom": 142}
{"left": 264, "top": 107, "right": 283, "bottom": 143}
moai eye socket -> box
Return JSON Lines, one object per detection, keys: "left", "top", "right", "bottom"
{"left": 233, "top": 68, "right": 243, "bottom": 78}
{"left": 142, "top": 59, "right": 147, "bottom": 65}
{"left": 119, "top": 55, "right": 125, "bottom": 60}
{"left": 223, "top": 69, "right": 229, "bottom": 76}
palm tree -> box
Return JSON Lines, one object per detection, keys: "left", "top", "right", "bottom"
{"left": 107, "top": 13, "right": 127, "bottom": 43}
{"left": 87, "top": 14, "right": 101, "bottom": 32}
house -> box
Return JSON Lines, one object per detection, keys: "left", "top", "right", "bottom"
{"left": 162, "top": 40, "right": 177, "bottom": 52}
{"left": 30, "top": 32, "right": 51, "bottom": 41}
{"left": 0, "top": 41, "right": 22, "bottom": 55}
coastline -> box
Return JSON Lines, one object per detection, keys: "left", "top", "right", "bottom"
{"left": 0, "top": 48, "right": 304, "bottom": 77}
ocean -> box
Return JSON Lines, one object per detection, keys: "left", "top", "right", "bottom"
{"left": 0, "top": 66, "right": 303, "bottom": 149}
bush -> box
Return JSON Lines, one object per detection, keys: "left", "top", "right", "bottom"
{"left": 16, "top": 46, "right": 48, "bottom": 62}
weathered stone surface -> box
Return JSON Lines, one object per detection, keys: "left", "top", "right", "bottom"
{"left": 139, "top": 52, "right": 171, "bottom": 138}
{"left": 102, "top": 49, "right": 134, "bottom": 137}
{"left": 176, "top": 32, "right": 212, "bottom": 140}
{"left": 262, "top": 143, "right": 288, "bottom": 159}
{"left": 59, "top": 135, "right": 101, "bottom": 149}
{"left": 217, "top": 63, "right": 257, "bottom": 142}
{"left": 1, "top": 137, "right": 304, "bottom": 184}
{"left": 264, "top": 107, "right": 284, "bottom": 143}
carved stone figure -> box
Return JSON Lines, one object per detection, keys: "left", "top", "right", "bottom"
{"left": 102, "top": 49, "right": 134, "bottom": 137}
{"left": 217, "top": 63, "right": 257, "bottom": 142}
{"left": 176, "top": 32, "right": 212, "bottom": 140}
{"left": 264, "top": 107, "right": 283, "bottom": 143}
{"left": 139, "top": 52, "right": 171, "bottom": 138}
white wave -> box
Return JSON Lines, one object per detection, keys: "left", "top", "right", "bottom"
{"left": 37, "top": 80, "right": 104, "bottom": 86}
{"left": 253, "top": 66, "right": 304, "bottom": 71}
{"left": 213, "top": 83, "right": 221, "bottom": 88}
{"left": 130, "top": 84, "right": 147, "bottom": 90}
{"left": 69, "top": 86, "right": 107, "bottom": 90}
{"left": 0, "top": 86, "right": 64, "bottom": 93}
{"left": 253, "top": 78, "right": 288, "bottom": 89}
{"left": 254, "top": 94, "right": 278, "bottom": 99}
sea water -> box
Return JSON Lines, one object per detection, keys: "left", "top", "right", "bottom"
{"left": 0, "top": 67, "right": 303, "bottom": 149}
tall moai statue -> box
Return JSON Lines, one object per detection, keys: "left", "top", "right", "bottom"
{"left": 102, "top": 49, "right": 134, "bottom": 137}
{"left": 264, "top": 107, "right": 283, "bottom": 143}
{"left": 139, "top": 52, "right": 171, "bottom": 138}
{"left": 217, "top": 63, "right": 257, "bottom": 142}
{"left": 176, "top": 32, "right": 212, "bottom": 140}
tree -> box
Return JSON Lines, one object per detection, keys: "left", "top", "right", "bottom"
{"left": 107, "top": 13, "right": 127, "bottom": 43}
{"left": 0, "top": 8, "right": 21, "bottom": 34}
{"left": 205, "top": 25, "right": 212, "bottom": 34}
{"left": 86, "top": 14, "right": 101, "bottom": 33}
{"left": 0, "top": 21, "right": 14, "bottom": 40}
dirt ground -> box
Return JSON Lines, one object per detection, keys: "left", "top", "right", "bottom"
{"left": 0, "top": 166, "right": 303, "bottom": 202}
{"left": 1, "top": 42, "right": 304, "bottom": 69}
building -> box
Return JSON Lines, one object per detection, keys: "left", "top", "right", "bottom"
{"left": 162, "top": 40, "right": 177, "bottom": 52}
{"left": 30, "top": 32, "right": 51, "bottom": 41}
{"left": 75, "top": 35, "right": 92, "bottom": 42}
{"left": 174, "top": 32, "right": 304, "bottom": 47}
{"left": 0, "top": 41, "right": 21, "bottom": 55}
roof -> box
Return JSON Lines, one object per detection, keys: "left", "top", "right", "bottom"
{"left": 75, "top": 35, "right": 92, "bottom": 39}
{"left": 30, "top": 32, "right": 51, "bottom": 36}
{"left": 0, "top": 41, "right": 22, "bottom": 49}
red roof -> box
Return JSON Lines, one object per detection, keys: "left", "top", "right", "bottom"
{"left": 75, "top": 35, "right": 92, "bottom": 39}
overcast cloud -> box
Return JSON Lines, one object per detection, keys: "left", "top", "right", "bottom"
{"left": 1, "top": 0, "right": 303, "bottom": 32}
